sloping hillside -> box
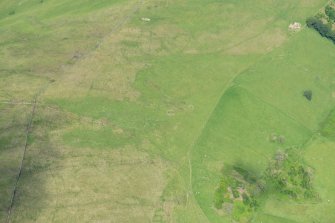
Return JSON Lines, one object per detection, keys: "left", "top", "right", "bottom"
{"left": 1, "top": 0, "right": 334, "bottom": 222}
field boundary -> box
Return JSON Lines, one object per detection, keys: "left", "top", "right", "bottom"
{"left": 6, "top": 94, "right": 38, "bottom": 223}
{"left": 5, "top": 81, "right": 51, "bottom": 223}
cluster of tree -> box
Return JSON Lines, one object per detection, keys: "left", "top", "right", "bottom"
{"left": 306, "top": 16, "right": 335, "bottom": 43}
{"left": 264, "top": 149, "right": 318, "bottom": 200}
{"left": 325, "top": 5, "right": 335, "bottom": 22}
{"left": 214, "top": 166, "right": 263, "bottom": 221}
{"left": 214, "top": 149, "right": 318, "bottom": 220}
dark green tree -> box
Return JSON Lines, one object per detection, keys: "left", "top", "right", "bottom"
{"left": 325, "top": 5, "right": 335, "bottom": 22}
{"left": 303, "top": 90, "right": 313, "bottom": 101}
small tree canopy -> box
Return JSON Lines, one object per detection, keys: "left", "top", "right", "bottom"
{"left": 303, "top": 90, "right": 313, "bottom": 101}
{"left": 325, "top": 5, "right": 335, "bottom": 22}
{"left": 306, "top": 16, "right": 335, "bottom": 43}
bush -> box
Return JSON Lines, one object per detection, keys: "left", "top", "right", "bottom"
{"left": 214, "top": 184, "right": 225, "bottom": 208}
{"left": 214, "top": 178, "right": 230, "bottom": 209}
{"left": 214, "top": 166, "right": 261, "bottom": 221}
{"left": 325, "top": 5, "right": 335, "bottom": 22}
{"left": 8, "top": 10, "right": 15, "bottom": 15}
{"left": 265, "top": 148, "right": 317, "bottom": 200}
{"left": 306, "top": 16, "right": 335, "bottom": 43}
{"left": 303, "top": 90, "right": 313, "bottom": 101}
{"left": 232, "top": 201, "right": 253, "bottom": 223}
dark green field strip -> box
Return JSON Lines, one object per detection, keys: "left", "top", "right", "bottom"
{"left": 320, "top": 108, "right": 335, "bottom": 140}
{"left": 253, "top": 213, "right": 300, "bottom": 223}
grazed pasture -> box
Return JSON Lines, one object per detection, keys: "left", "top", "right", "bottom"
{"left": 1, "top": 0, "right": 334, "bottom": 222}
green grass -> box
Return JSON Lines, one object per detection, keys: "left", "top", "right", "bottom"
{"left": 0, "top": 104, "right": 31, "bottom": 221}
{"left": 234, "top": 29, "right": 335, "bottom": 131}
{"left": 0, "top": 0, "right": 127, "bottom": 21}
{"left": 1, "top": 0, "right": 335, "bottom": 222}
{"left": 190, "top": 26, "right": 335, "bottom": 222}
{"left": 191, "top": 86, "right": 311, "bottom": 222}
{"left": 321, "top": 109, "right": 335, "bottom": 140}
{"left": 53, "top": 97, "right": 167, "bottom": 131}
{"left": 304, "top": 139, "right": 335, "bottom": 223}
{"left": 63, "top": 127, "right": 138, "bottom": 149}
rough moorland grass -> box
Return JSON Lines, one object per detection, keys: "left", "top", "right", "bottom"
{"left": 1, "top": 0, "right": 333, "bottom": 222}
{"left": 0, "top": 0, "right": 145, "bottom": 221}
{"left": 9, "top": 106, "right": 168, "bottom": 223}
{"left": 0, "top": 5, "right": 138, "bottom": 211}
{"left": 0, "top": 104, "right": 31, "bottom": 222}
{"left": 0, "top": 0, "right": 134, "bottom": 87}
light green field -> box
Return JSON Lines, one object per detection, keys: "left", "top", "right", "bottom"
{"left": 1, "top": 0, "right": 335, "bottom": 222}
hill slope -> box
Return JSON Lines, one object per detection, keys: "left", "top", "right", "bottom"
{"left": 1, "top": 0, "right": 334, "bottom": 222}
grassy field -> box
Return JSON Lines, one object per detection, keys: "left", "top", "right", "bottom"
{"left": 1, "top": 0, "right": 335, "bottom": 222}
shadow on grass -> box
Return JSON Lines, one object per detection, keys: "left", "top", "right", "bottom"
{"left": 4, "top": 104, "right": 71, "bottom": 222}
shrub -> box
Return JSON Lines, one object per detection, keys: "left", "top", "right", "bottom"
{"left": 306, "top": 16, "right": 335, "bottom": 43}
{"left": 214, "top": 181, "right": 225, "bottom": 209}
{"left": 214, "top": 178, "right": 231, "bottom": 209}
{"left": 214, "top": 166, "right": 261, "bottom": 221}
{"left": 303, "top": 90, "right": 313, "bottom": 101}
{"left": 325, "top": 5, "right": 335, "bottom": 22}
{"left": 264, "top": 148, "right": 317, "bottom": 200}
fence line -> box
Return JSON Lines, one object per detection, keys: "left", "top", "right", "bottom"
{"left": 5, "top": 96, "right": 37, "bottom": 223}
